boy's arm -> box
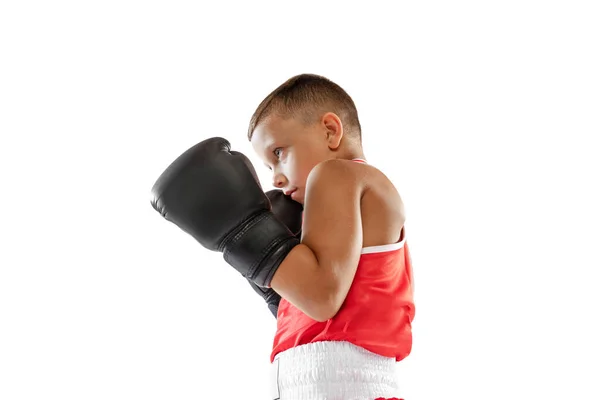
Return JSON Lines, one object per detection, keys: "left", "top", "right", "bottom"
{"left": 270, "top": 160, "right": 364, "bottom": 322}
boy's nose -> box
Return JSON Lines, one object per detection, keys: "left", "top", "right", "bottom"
{"left": 273, "top": 174, "right": 286, "bottom": 189}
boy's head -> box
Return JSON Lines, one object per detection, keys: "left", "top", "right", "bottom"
{"left": 248, "top": 73, "right": 362, "bottom": 204}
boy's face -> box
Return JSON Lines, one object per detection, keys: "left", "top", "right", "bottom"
{"left": 251, "top": 114, "right": 332, "bottom": 205}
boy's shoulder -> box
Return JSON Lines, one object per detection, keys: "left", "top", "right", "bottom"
{"left": 307, "top": 158, "right": 359, "bottom": 183}
{"left": 306, "top": 159, "right": 364, "bottom": 194}
{"left": 309, "top": 158, "right": 397, "bottom": 190}
{"left": 307, "top": 158, "right": 402, "bottom": 211}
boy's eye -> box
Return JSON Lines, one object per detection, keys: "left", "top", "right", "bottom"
{"left": 273, "top": 148, "right": 283, "bottom": 158}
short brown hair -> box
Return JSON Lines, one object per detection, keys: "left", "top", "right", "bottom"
{"left": 247, "top": 73, "right": 362, "bottom": 141}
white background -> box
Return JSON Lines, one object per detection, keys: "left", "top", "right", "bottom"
{"left": 1, "top": 1, "right": 599, "bottom": 399}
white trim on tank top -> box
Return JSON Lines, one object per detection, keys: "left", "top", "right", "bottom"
{"left": 361, "top": 237, "right": 406, "bottom": 254}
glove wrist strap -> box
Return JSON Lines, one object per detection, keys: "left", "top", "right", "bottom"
{"left": 222, "top": 211, "right": 299, "bottom": 288}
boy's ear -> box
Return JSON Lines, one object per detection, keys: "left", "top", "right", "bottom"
{"left": 322, "top": 112, "right": 343, "bottom": 150}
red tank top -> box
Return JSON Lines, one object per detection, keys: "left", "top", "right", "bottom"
{"left": 270, "top": 159, "right": 415, "bottom": 362}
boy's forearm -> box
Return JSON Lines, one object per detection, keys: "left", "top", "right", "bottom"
{"left": 270, "top": 244, "right": 338, "bottom": 322}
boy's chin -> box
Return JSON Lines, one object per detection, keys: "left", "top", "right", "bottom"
{"left": 291, "top": 190, "right": 303, "bottom": 204}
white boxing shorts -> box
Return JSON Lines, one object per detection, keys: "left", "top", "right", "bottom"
{"left": 269, "top": 341, "right": 402, "bottom": 400}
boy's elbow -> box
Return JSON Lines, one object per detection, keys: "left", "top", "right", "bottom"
{"left": 307, "top": 287, "right": 344, "bottom": 322}
{"left": 292, "top": 264, "right": 347, "bottom": 322}
{"left": 312, "top": 307, "right": 340, "bottom": 322}
{"left": 307, "top": 308, "right": 336, "bottom": 323}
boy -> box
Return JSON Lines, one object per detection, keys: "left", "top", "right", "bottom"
{"left": 150, "top": 74, "right": 415, "bottom": 399}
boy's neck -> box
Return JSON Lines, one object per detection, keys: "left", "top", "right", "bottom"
{"left": 338, "top": 148, "right": 366, "bottom": 162}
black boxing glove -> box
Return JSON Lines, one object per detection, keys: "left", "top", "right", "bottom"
{"left": 247, "top": 190, "right": 303, "bottom": 317}
{"left": 266, "top": 189, "right": 303, "bottom": 239}
{"left": 150, "top": 137, "right": 299, "bottom": 288}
